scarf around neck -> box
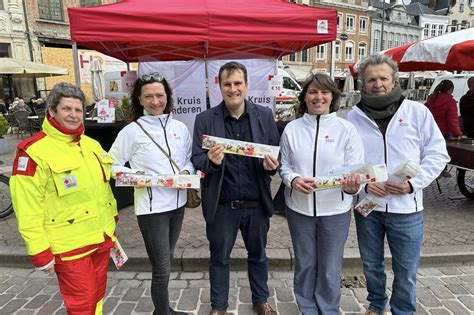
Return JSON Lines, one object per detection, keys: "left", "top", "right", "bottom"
{"left": 360, "top": 83, "right": 403, "bottom": 120}
{"left": 47, "top": 113, "right": 84, "bottom": 140}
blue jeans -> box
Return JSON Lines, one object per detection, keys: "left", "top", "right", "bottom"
{"left": 207, "top": 204, "right": 270, "bottom": 311}
{"left": 355, "top": 210, "right": 424, "bottom": 315}
{"left": 287, "top": 208, "right": 351, "bottom": 315}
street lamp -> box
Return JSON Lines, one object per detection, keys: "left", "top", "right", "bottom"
{"left": 380, "top": 0, "right": 386, "bottom": 51}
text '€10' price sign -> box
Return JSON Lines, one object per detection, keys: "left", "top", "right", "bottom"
{"left": 268, "top": 74, "right": 283, "bottom": 97}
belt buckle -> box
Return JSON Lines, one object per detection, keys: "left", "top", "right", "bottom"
{"left": 230, "top": 200, "right": 241, "bottom": 209}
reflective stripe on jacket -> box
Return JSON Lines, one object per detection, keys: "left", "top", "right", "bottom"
{"left": 11, "top": 118, "right": 117, "bottom": 267}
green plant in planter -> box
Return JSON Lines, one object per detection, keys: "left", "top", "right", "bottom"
{"left": 0, "top": 115, "right": 10, "bottom": 155}
{"left": 0, "top": 115, "right": 9, "bottom": 138}
{"left": 115, "top": 96, "right": 131, "bottom": 121}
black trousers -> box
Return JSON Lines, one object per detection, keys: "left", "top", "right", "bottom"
{"left": 206, "top": 204, "right": 270, "bottom": 310}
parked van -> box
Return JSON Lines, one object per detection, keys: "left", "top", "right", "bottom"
{"left": 276, "top": 68, "right": 301, "bottom": 104}
{"left": 428, "top": 74, "right": 474, "bottom": 113}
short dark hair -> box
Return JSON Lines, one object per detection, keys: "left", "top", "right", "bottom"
{"left": 218, "top": 61, "right": 248, "bottom": 85}
{"left": 467, "top": 77, "right": 474, "bottom": 90}
{"left": 46, "top": 82, "right": 86, "bottom": 113}
{"left": 129, "top": 73, "right": 173, "bottom": 122}
{"left": 297, "top": 73, "right": 341, "bottom": 116}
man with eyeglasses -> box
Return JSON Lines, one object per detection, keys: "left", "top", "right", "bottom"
{"left": 192, "top": 61, "right": 280, "bottom": 315}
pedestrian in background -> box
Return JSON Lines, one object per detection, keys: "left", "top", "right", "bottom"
{"left": 109, "top": 73, "right": 193, "bottom": 315}
{"left": 425, "top": 79, "right": 463, "bottom": 139}
{"left": 460, "top": 77, "right": 474, "bottom": 138}
{"left": 347, "top": 54, "right": 450, "bottom": 315}
{"left": 192, "top": 61, "right": 280, "bottom": 315}
{"left": 11, "top": 82, "right": 118, "bottom": 314}
{"left": 280, "top": 73, "right": 364, "bottom": 315}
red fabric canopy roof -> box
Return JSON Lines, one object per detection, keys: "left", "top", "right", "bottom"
{"left": 68, "top": 0, "right": 337, "bottom": 62}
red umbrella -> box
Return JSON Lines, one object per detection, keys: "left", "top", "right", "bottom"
{"left": 350, "top": 28, "right": 474, "bottom": 76}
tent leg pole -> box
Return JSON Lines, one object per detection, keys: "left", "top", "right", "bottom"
{"left": 8, "top": 75, "right": 15, "bottom": 99}
{"left": 127, "top": 62, "right": 130, "bottom": 71}
{"left": 330, "top": 41, "right": 335, "bottom": 80}
{"left": 72, "top": 42, "right": 81, "bottom": 87}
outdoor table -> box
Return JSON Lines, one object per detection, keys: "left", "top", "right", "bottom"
{"left": 84, "top": 120, "right": 133, "bottom": 209}
{"left": 446, "top": 139, "right": 474, "bottom": 199}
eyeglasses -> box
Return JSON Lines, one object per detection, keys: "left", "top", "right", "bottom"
{"left": 140, "top": 72, "right": 164, "bottom": 82}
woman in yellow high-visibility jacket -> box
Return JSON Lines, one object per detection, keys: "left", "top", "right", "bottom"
{"left": 11, "top": 82, "right": 118, "bottom": 315}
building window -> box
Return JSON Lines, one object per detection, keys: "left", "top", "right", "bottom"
{"left": 335, "top": 41, "right": 341, "bottom": 60}
{"left": 38, "top": 0, "right": 64, "bottom": 21}
{"left": 346, "top": 15, "right": 355, "bottom": 32}
{"left": 395, "top": 34, "right": 400, "bottom": 47}
{"left": 289, "top": 53, "right": 296, "bottom": 62}
{"left": 337, "top": 13, "right": 343, "bottom": 31}
{"left": 430, "top": 24, "right": 436, "bottom": 37}
{"left": 437, "top": 25, "right": 443, "bottom": 36}
{"left": 0, "top": 43, "right": 10, "bottom": 58}
{"left": 359, "top": 17, "right": 368, "bottom": 34}
{"left": 382, "top": 31, "right": 387, "bottom": 50}
{"left": 373, "top": 30, "right": 380, "bottom": 52}
{"left": 401, "top": 34, "right": 407, "bottom": 46}
{"left": 450, "top": 20, "right": 458, "bottom": 32}
{"left": 461, "top": 20, "right": 470, "bottom": 29}
{"left": 424, "top": 24, "right": 429, "bottom": 37}
{"left": 460, "top": 4, "right": 464, "bottom": 12}
{"left": 387, "top": 32, "right": 394, "bottom": 49}
{"left": 80, "top": 0, "right": 101, "bottom": 6}
{"left": 345, "top": 41, "right": 354, "bottom": 61}
{"left": 397, "top": 12, "right": 402, "bottom": 20}
{"left": 0, "top": 1, "right": 4, "bottom": 10}
{"left": 358, "top": 42, "right": 367, "bottom": 61}
{"left": 302, "top": 49, "right": 309, "bottom": 63}
{"left": 316, "top": 44, "right": 326, "bottom": 60}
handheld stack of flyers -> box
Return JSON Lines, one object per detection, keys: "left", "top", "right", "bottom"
{"left": 201, "top": 135, "right": 279, "bottom": 159}
{"left": 312, "top": 164, "right": 388, "bottom": 191}
{"left": 354, "top": 160, "right": 421, "bottom": 217}
{"left": 110, "top": 239, "right": 128, "bottom": 270}
{"left": 115, "top": 173, "right": 200, "bottom": 189}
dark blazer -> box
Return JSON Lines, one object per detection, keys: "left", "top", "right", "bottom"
{"left": 192, "top": 100, "right": 280, "bottom": 224}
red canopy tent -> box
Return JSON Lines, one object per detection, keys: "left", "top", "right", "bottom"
{"left": 68, "top": 0, "right": 337, "bottom": 62}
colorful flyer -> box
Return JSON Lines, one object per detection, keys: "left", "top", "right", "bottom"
{"left": 354, "top": 196, "right": 384, "bottom": 217}
{"left": 311, "top": 164, "right": 388, "bottom": 191}
{"left": 110, "top": 239, "right": 128, "bottom": 270}
{"left": 115, "top": 173, "right": 200, "bottom": 189}
{"left": 97, "top": 99, "right": 115, "bottom": 123}
{"left": 355, "top": 160, "right": 421, "bottom": 216}
{"left": 201, "top": 135, "right": 279, "bottom": 159}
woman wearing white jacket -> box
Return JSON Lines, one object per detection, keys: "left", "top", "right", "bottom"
{"left": 109, "top": 73, "right": 192, "bottom": 315}
{"left": 280, "top": 73, "right": 364, "bottom": 315}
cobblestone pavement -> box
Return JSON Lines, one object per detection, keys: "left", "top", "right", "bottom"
{"left": 0, "top": 266, "right": 473, "bottom": 314}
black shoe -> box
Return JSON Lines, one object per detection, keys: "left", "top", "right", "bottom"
{"left": 170, "top": 307, "right": 189, "bottom": 315}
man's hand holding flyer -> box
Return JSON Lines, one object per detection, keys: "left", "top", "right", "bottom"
{"left": 354, "top": 160, "right": 421, "bottom": 217}
{"left": 201, "top": 135, "right": 279, "bottom": 159}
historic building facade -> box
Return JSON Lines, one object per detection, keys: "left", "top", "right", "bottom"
{"left": 0, "top": 0, "right": 32, "bottom": 98}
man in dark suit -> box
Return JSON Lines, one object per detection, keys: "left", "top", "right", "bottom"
{"left": 192, "top": 62, "right": 280, "bottom": 315}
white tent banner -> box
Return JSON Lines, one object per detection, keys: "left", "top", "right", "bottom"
{"left": 139, "top": 60, "right": 207, "bottom": 133}
{"left": 79, "top": 51, "right": 132, "bottom": 83}
{"left": 207, "top": 58, "right": 277, "bottom": 109}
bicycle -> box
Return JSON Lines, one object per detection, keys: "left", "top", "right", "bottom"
{"left": 0, "top": 161, "right": 13, "bottom": 218}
